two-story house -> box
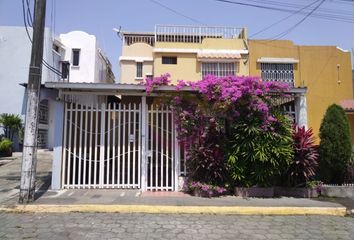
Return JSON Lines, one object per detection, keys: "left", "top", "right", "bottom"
{"left": 119, "top": 25, "right": 353, "bottom": 142}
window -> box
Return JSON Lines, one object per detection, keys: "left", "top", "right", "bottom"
{"left": 162, "top": 56, "right": 177, "bottom": 64}
{"left": 201, "top": 62, "right": 238, "bottom": 79}
{"left": 61, "top": 62, "right": 70, "bottom": 80}
{"left": 261, "top": 63, "right": 294, "bottom": 86}
{"left": 53, "top": 44, "right": 59, "bottom": 52}
{"left": 72, "top": 49, "right": 80, "bottom": 66}
{"left": 136, "top": 62, "right": 143, "bottom": 78}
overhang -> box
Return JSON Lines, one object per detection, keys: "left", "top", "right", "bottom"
{"left": 197, "top": 50, "right": 242, "bottom": 61}
{"left": 119, "top": 56, "right": 154, "bottom": 62}
{"left": 257, "top": 57, "right": 299, "bottom": 64}
{"left": 153, "top": 48, "right": 249, "bottom": 55}
{"left": 44, "top": 82, "right": 307, "bottom": 96}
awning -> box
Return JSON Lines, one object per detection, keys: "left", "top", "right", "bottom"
{"left": 257, "top": 57, "right": 299, "bottom": 64}
{"left": 197, "top": 50, "right": 242, "bottom": 61}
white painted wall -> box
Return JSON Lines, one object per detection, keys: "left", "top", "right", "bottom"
{"left": 0, "top": 26, "right": 54, "bottom": 116}
{"left": 59, "top": 31, "right": 96, "bottom": 83}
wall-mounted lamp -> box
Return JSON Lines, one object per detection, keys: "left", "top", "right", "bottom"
{"left": 337, "top": 64, "right": 341, "bottom": 84}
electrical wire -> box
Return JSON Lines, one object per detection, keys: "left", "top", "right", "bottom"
{"left": 22, "top": 0, "right": 62, "bottom": 77}
{"left": 250, "top": 0, "right": 321, "bottom": 38}
{"left": 270, "top": 0, "right": 326, "bottom": 40}
{"left": 213, "top": 0, "right": 354, "bottom": 23}
{"left": 149, "top": 0, "right": 205, "bottom": 25}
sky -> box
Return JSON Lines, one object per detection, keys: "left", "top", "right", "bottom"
{"left": 0, "top": 0, "right": 353, "bottom": 79}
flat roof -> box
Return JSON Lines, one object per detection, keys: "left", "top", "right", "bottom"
{"left": 44, "top": 82, "right": 307, "bottom": 95}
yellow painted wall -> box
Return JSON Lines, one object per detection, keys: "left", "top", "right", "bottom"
{"left": 154, "top": 52, "right": 200, "bottom": 83}
{"left": 120, "top": 43, "right": 154, "bottom": 83}
{"left": 249, "top": 40, "right": 353, "bottom": 140}
{"left": 121, "top": 43, "right": 153, "bottom": 57}
{"left": 155, "top": 38, "right": 246, "bottom": 50}
{"left": 119, "top": 60, "right": 153, "bottom": 84}
{"left": 201, "top": 38, "right": 246, "bottom": 50}
{"left": 154, "top": 38, "right": 248, "bottom": 82}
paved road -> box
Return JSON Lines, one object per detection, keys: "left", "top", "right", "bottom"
{"left": 0, "top": 212, "right": 353, "bottom": 240}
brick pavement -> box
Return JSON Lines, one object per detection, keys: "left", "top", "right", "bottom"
{"left": 0, "top": 212, "right": 353, "bottom": 240}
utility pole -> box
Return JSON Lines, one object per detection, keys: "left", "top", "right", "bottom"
{"left": 19, "top": 0, "right": 46, "bottom": 203}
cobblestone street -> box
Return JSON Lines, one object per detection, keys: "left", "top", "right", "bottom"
{"left": 0, "top": 212, "right": 353, "bottom": 240}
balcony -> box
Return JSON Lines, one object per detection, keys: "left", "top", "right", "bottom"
{"left": 155, "top": 25, "right": 246, "bottom": 43}
{"left": 122, "top": 25, "right": 247, "bottom": 46}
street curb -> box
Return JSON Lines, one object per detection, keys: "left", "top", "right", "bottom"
{"left": 0, "top": 205, "right": 347, "bottom": 216}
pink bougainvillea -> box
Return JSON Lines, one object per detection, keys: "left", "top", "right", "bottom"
{"left": 143, "top": 73, "right": 171, "bottom": 94}
{"left": 142, "top": 73, "right": 291, "bottom": 186}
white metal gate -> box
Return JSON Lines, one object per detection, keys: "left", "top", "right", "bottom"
{"left": 62, "top": 102, "right": 141, "bottom": 189}
{"left": 61, "top": 101, "right": 179, "bottom": 191}
{"left": 146, "top": 104, "right": 178, "bottom": 191}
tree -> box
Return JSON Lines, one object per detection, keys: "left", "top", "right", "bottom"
{"left": 319, "top": 104, "right": 352, "bottom": 184}
{"left": 0, "top": 114, "right": 23, "bottom": 141}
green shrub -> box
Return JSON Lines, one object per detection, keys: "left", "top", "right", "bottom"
{"left": 319, "top": 104, "right": 352, "bottom": 184}
{"left": 227, "top": 111, "right": 294, "bottom": 187}
{"left": 0, "top": 138, "right": 13, "bottom": 157}
{"left": 0, "top": 113, "right": 23, "bottom": 141}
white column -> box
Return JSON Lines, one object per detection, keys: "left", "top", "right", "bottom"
{"left": 51, "top": 100, "right": 64, "bottom": 190}
{"left": 141, "top": 96, "right": 147, "bottom": 191}
{"left": 295, "top": 93, "right": 308, "bottom": 129}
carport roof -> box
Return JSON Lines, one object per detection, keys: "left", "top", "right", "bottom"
{"left": 44, "top": 82, "right": 307, "bottom": 95}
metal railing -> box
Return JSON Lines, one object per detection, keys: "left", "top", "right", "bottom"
{"left": 155, "top": 25, "right": 245, "bottom": 43}
{"left": 123, "top": 35, "right": 155, "bottom": 46}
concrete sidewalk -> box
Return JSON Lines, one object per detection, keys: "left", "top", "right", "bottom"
{"left": 0, "top": 188, "right": 347, "bottom": 216}
{"left": 0, "top": 152, "right": 352, "bottom": 216}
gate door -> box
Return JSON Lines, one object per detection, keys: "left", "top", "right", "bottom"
{"left": 146, "top": 104, "right": 177, "bottom": 191}
{"left": 62, "top": 102, "right": 141, "bottom": 189}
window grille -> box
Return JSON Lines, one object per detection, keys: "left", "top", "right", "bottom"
{"left": 136, "top": 62, "right": 143, "bottom": 78}
{"left": 261, "top": 63, "right": 294, "bottom": 86}
{"left": 37, "top": 129, "right": 48, "bottom": 149}
{"left": 201, "top": 62, "right": 238, "bottom": 78}
{"left": 39, "top": 101, "right": 49, "bottom": 125}
{"left": 282, "top": 101, "right": 296, "bottom": 123}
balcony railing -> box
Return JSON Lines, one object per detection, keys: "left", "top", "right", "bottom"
{"left": 123, "top": 34, "right": 155, "bottom": 46}
{"left": 155, "top": 25, "right": 245, "bottom": 43}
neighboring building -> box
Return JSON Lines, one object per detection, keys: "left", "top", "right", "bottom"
{"left": 119, "top": 25, "right": 353, "bottom": 141}
{"left": 0, "top": 26, "right": 54, "bottom": 116}
{"left": 0, "top": 26, "right": 114, "bottom": 149}
{"left": 249, "top": 40, "right": 353, "bottom": 140}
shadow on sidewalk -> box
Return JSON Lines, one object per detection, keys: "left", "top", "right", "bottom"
{"left": 34, "top": 172, "right": 52, "bottom": 201}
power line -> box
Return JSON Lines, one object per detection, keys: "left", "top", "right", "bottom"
{"left": 149, "top": 0, "right": 205, "bottom": 25}
{"left": 214, "top": 0, "right": 354, "bottom": 23}
{"left": 250, "top": 0, "right": 321, "bottom": 38}
{"left": 270, "top": 0, "right": 326, "bottom": 40}
{"left": 22, "top": 0, "right": 62, "bottom": 77}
